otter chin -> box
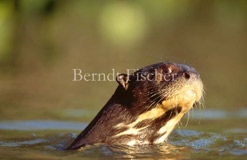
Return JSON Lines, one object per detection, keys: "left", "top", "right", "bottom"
{"left": 67, "top": 62, "right": 204, "bottom": 150}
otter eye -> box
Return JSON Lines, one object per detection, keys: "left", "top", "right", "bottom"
{"left": 183, "top": 72, "right": 190, "bottom": 79}
{"left": 165, "top": 67, "right": 172, "bottom": 74}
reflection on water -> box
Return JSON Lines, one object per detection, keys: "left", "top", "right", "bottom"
{"left": 0, "top": 129, "right": 246, "bottom": 159}
{"left": 170, "top": 130, "right": 247, "bottom": 154}
{"left": 0, "top": 109, "right": 246, "bottom": 159}
{"left": 190, "top": 108, "right": 247, "bottom": 119}
{"left": 0, "top": 120, "right": 86, "bottom": 131}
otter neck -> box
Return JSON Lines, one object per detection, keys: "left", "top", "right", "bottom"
{"left": 67, "top": 87, "right": 185, "bottom": 149}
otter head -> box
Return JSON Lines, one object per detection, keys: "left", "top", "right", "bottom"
{"left": 114, "top": 62, "right": 203, "bottom": 145}
{"left": 67, "top": 62, "right": 204, "bottom": 149}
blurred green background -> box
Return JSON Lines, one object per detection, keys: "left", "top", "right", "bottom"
{"left": 0, "top": 0, "right": 246, "bottom": 121}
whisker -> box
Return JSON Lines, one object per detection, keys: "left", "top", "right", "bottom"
{"left": 184, "top": 112, "right": 190, "bottom": 127}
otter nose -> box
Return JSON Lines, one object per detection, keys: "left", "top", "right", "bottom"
{"left": 183, "top": 72, "right": 191, "bottom": 79}
{"left": 181, "top": 65, "right": 200, "bottom": 79}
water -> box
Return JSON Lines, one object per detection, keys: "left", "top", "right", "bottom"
{"left": 0, "top": 109, "right": 246, "bottom": 160}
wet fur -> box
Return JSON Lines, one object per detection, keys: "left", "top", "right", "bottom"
{"left": 67, "top": 62, "right": 203, "bottom": 150}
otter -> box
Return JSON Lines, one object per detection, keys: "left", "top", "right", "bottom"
{"left": 67, "top": 62, "right": 203, "bottom": 150}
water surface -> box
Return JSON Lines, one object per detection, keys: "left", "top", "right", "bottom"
{"left": 0, "top": 109, "right": 246, "bottom": 160}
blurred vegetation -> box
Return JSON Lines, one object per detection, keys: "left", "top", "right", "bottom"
{"left": 0, "top": 0, "right": 246, "bottom": 121}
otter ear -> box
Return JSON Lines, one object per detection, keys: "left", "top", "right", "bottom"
{"left": 116, "top": 74, "right": 129, "bottom": 90}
